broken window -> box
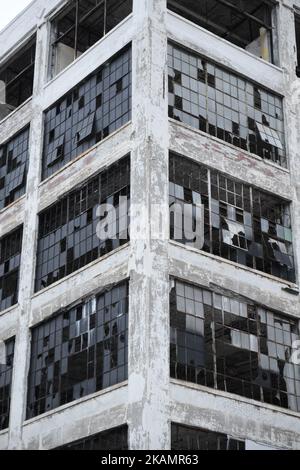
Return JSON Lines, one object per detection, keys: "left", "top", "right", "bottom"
{"left": 170, "top": 279, "right": 300, "bottom": 412}
{"left": 35, "top": 156, "right": 130, "bottom": 292}
{"left": 0, "top": 226, "right": 23, "bottom": 312}
{"left": 27, "top": 281, "right": 128, "bottom": 418}
{"left": 168, "top": 43, "right": 286, "bottom": 167}
{"left": 167, "top": 1, "right": 275, "bottom": 63}
{"left": 50, "top": 0, "right": 133, "bottom": 77}
{"left": 0, "top": 37, "right": 36, "bottom": 121}
{"left": 171, "top": 423, "right": 245, "bottom": 450}
{"left": 0, "top": 338, "right": 15, "bottom": 431}
{"left": 56, "top": 425, "right": 128, "bottom": 450}
{"left": 295, "top": 14, "right": 300, "bottom": 77}
{"left": 43, "top": 46, "right": 131, "bottom": 180}
{"left": 169, "top": 153, "right": 295, "bottom": 282}
{"left": 0, "top": 127, "right": 30, "bottom": 210}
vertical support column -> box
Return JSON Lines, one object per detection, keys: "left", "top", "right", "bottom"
{"left": 8, "top": 21, "right": 49, "bottom": 449}
{"left": 277, "top": 2, "right": 300, "bottom": 287}
{"left": 128, "top": 0, "right": 170, "bottom": 450}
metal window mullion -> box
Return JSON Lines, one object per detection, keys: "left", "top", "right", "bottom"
{"left": 104, "top": 0, "right": 107, "bottom": 36}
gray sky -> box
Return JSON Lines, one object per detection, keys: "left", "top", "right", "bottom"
{"left": 0, "top": 1, "right": 33, "bottom": 32}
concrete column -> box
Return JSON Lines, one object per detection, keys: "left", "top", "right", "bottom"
{"left": 128, "top": 0, "right": 170, "bottom": 450}
{"left": 8, "top": 20, "right": 49, "bottom": 449}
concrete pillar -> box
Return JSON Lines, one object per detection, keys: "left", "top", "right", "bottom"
{"left": 128, "top": 0, "right": 170, "bottom": 450}
{"left": 7, "top": 20, "right": 49, "bottom": 449}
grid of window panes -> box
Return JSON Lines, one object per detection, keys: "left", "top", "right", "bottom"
{"left": 57, "top": 425, "right": 128, "bottom": 450}
{"left": 50, "top": 0, "right": 132, "bottom": 77}
{"left": 27, "top": 281, "right": 128, "bottom": 419}
{"left": 0, "top": 226, "right": 23, "bottom": 312}
{"left": 169, "top": 153, "right": 295, "bottom": 282}
{"left": 170, "top": 279, "right": 300, "bottom": 412}
{"left": 0, "top": 127, "right": 30, "bottom": 210}
{"left": 168, "top": 43, "right": 286, "bottom": 167}
{"left": 171, "top": 423, "right": 245, "bottom": 450}
{"left": 43, "top": 46, "right": 131, "bottom": 180}
{"left": 0, "top": 338, "right": 15, "bottom": 431}
{"left": 35, "top": 156, "right": 130, "bottom": 292}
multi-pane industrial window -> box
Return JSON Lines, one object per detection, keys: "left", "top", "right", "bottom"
{"left": 170, "top": 279, "right": 300, "bottom": 412}
{"left": 57, "top": 425, "right": 128, "bottom": 450}
{"left": 167, "top": 1, "right": 275, "bottom": 64}
{"left": 0, "top": 226, "right": 23, "bottom": 312}
{"left": 0, "top": 338, "right": 15, "bottom": 431}
{"left": 168, "top": 43, "right": 286, "bottom": 167}
{"left": 42, "top": 46, "right": 131, "bottom": 180}
{"left": 0, "top": 127, "right": 30, "bottom": 210}
{"left": 0, "top": 36, "right": 36, "bottom": 120}
{"left": 36, "top": 156, "right": 130, "bottom": 292}
{"left": 169, "top": 153, "right": 295, "bottom": 282}
{"left": 27, "top": 281, "right": 128, "bottom": 418}
{"left": 50, "top": 0, "right": 133, "bottom": 77}
{"left": 171, "top": 423, "right": 245, "bottom": 450}
{"left": 295, "top": 14, "right": 300, "bottom": 77}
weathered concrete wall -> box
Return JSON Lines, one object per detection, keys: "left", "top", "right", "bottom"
{"left": 0, "top": 0, "right": 300, "bottom": 450}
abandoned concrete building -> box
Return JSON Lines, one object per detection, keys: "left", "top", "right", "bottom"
{"left": 0, "top": 0, "right": 300, "bottom": 451}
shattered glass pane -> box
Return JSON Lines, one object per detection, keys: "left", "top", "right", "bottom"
{"left": 168, "top": 43, "right": 286, "bottom": 167}
{"left": 43, "top": 47, "right": 131, "bottom": 180}
{"left": 35, "top": 156, "right": 130, "bottom": 291}
{"left": 0, "top": 226, "right": 23, "bottom": 312}
{"left": 170, "top": 153, "right": 295, "bottom": 282}
{"left": 0, "top": 127, "right": 30, "bottom": 209}
{"left": 0, "top": 338, "right": 15, "bottom": 431}
{"left": 170, "top": 279, "right": 300, "bottom": 412}
{"left": 27, "top": 281, "right": 128, "bottom": 418}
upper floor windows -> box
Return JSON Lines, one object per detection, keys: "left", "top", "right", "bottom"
{"left": 36, "top": 156, "right": 130, "bottom": 292}
{"left": 168, "top": 44, "right": 286, "bottom": 167}
{"left": 0, "top": 127, "right": 30, "bottom": 210}
{"left": 50, "top": 0, "right": 133, "bottom": 78}
{"left": 0, "top": 36, "right": 36, "bottom": 121}
{"left": 169, "top": 153, "right": 295, "bottom": 282}
{"left": 170, "top": 279, "right": 300, "bottom": 412}
{"left": 0, "top": 338, "right": 15, "bottom": 431}
{"left": 295, "top": 13, "right": 300, "bottom": 77}
{"left": 0, "top": 226, "right": 23, "bottom": 312}
{"left": 27, "top": 281, "right": 128, "bottom": 418}
{"left": 167, "top": 0, "right": 275, "bottom": 64}
{"left": 42, "top": 46, "right": 131, "bottom": 180}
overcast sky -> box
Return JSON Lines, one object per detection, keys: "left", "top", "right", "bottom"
{"left": 0, "top": 1, "right": 33, "bottom": 32}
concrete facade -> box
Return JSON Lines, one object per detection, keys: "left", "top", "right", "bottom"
{"left": 0, "top": 0, "right": 299, "bottom": 450}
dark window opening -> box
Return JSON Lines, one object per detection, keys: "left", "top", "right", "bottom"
{"left": 56, "top": 425, "right": 128, "bottom": 450}
{"left": 168, "top": 43, "right": 286, "bottom": 167}
{"left": 167, "top": 0, "right": 275, "bottom": 64}
{"left": 0, "top": 226, "right": 23, "bottom": 312}
{"left": 171, "top": 423, "right": 245, "bottom": 450}
{"left": 0, "top": 37, "right": 36, "bottom": 120}
{"left": 0, "top": 338, "right": 15, "bottom": 431}
{"left": 295, "top": 14, "right": 300, "bottom": 77}
{"left": 0, "top": 127, "right": 30, "bottom": 210}
{"left": 170, "top": 279, "right": 300, "bottom": 412}
{"left": 27, "top": 282, "right": 128, "bottom": 419}
{"left": 35, "top": 156, "right": 130, "bottom": 292}
{"left": 43, "top": 46, "right": 131, "bottom": 180}
{"left": 169, "top": 153, "right": 295, "bottom": 282}
{"left": 50, "top": 0, "right": 133, "bottom": 77}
